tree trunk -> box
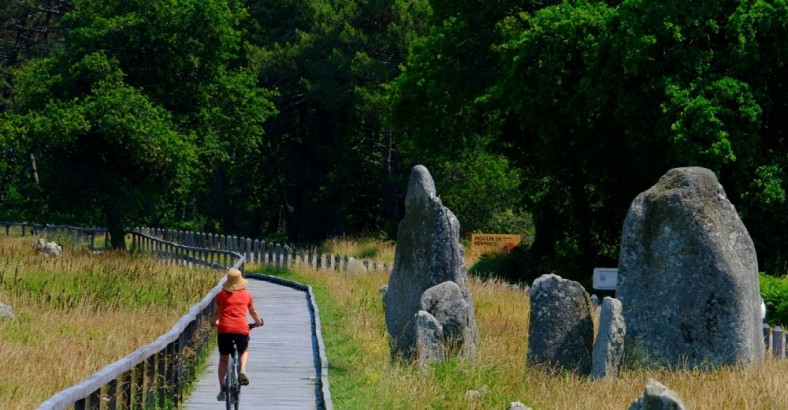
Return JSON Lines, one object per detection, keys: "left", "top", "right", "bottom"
{"left": 214, "top": 162, "right": 235, "bottom": 233}
{"left": 105, "top": 210, "right": 126, "bottom": 250}
{"left": 107, "top": 222, "right": 126, "bottom": 249}
{"left": 382, "top": 126, "right": 400, "bottom": 238}
{"left": 530, "top": 204, "right": 556, "bottom": 271}
{"left": 568, "top": 172, "right": 595, "bottom": 283}
{"left": 29, "top": 153, "right": 39, "bottom": 183}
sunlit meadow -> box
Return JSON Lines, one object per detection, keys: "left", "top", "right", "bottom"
{"left": 282, "top": 239, "right": 788, "bottom": 410}
{"left": 0, "top": 236, "right": 220, "bottom": 409}
{"left": 4, "top": 233, "right": 788, "bottom": 409}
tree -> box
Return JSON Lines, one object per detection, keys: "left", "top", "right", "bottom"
{"left": 495, "top": 1, "right": 626, "bottom": 281}
{"left": 193, "top": 68, "right": 278, "bottom": 234}
{"left": 389, "top": 1, "right": 552, "bottom": 240}
{"left": 495, "top": 0, "right": 788, "bottom": 280}
{"left": 1, "top": 0, "right": 276, "bottom": 246}
{"left": 245, "top": 0, "right": 431, "bottom": 241}
{"left": 393, "top": 0, "right": 788, "bottom": 283}
{"left": 3, "top": 52, "right": 193, "bottom": 247}
{"left": 1, "top": 0, "right": 73, "bottom": 111}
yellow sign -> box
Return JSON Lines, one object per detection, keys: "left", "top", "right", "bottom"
{"left": 470, "top": 233, "right": 521, "bottom": 257}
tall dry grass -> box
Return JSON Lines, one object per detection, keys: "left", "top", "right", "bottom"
{"left": 0, "top": 236, "right": 220, "bottom": 409}
{"left": 287, "top": 260, "right": 788, "bottom": 409}
{"left": 322, "top": 236, "right": 397, "bottom": 265}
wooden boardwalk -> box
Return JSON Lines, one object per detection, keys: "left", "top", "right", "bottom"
{"left": 184, "top": 277, "right": 325, "bottom": 409}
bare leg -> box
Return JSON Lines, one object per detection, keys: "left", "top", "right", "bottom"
{"left": 240, "top": 350, "right": 249, "bottom": 373}
{"left": 218, "top": 354, "right": 229, "bottom": 389}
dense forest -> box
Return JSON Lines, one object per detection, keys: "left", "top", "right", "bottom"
{"left": 1, "top": 0, "right": 787, "bottom": 285}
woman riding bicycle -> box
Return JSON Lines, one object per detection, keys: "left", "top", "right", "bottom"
{"left": 212, "top": 268, "right": 263, "bottom": 401}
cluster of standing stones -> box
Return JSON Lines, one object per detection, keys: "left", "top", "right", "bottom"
{"left": 385, "top": 165, "right": 764, "bottom": 409}
{"left": 384, "top": 165, "right": 480, "bottom": 367}
{"left": 0, "top": 165, "right": 764, "bottom": 408}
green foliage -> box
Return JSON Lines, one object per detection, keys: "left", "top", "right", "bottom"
{"left": 389, "top": 0, "right": 788, "bottom": 285}
{"left": 432, "top": 151, "right": 528, "bottom": 234}
{"left": 760, "top": 273, "right": 788, "bottom": 326}
{"left": 0, "top": 0, "right": 280, "bottom": 245}
{"left": 494, "top": 1, "right": 624, "bottom": 283}
{"left": 63, "top": 0, "right": 242, "bottom": 114}
{"left": 390, "top": 0, "right": 536, "bottom": 238}
{"left": 0, "top": 0, "right": 73, "bottom": 111}
{"left": 3, "top": 0, "right": 788, "bottom": 280}
{"left": 662, "top": 77, "right": 761, "bottom": 173}
{"left": 3, "top": 51, "right": 194, "bottom": 244}
{"left": 469, "top": 249, "right": 524, "bottom": 283}
{"left": 188, "top": 68, "right": 278, "bottom": 233}
{"left": 244, "top": 0, "right": 431, "bottom": 241}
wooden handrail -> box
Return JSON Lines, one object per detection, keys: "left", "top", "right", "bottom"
{"left": 3, "top": 222, "right": 344, "bottom": 409}
{"left": 35, "top": 230, "right": 245, "bottom": 409}
{"left": 134, "top": 226, "right": 393, "bottom": 274}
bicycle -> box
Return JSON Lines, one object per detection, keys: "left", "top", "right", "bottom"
{"left": 225, "top": 323, "right": 259, "bottom": 410}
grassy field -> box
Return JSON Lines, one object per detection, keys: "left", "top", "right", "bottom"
{"left": 4, "top": 232, "right": 788, "bottom": 409}
{"left": 278, "top": 240, "right": 788, "bottom": 410}
{"left": 0, "top": 235, "right": 220, "bottom": 409}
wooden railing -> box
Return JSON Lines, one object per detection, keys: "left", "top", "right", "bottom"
{"left": 764, "top": 324, "right": 787, "bottom": 358}
{"left": 31, "top": 230, "right": 245, "bottom": 409}
{"left": 135, "top": 226, "right": 393, "bottom": 273}
{"left": 131, "top": 229, "right": 247, "bottom": 272}
{"left": 4, "top": 222, "right": 358, "bottom": 409}
{"left": 1, "top": 221, "right": 108, "bottom": 249}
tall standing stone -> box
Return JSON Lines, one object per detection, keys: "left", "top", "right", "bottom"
{"left": 385, "top": 165, "right": 479, "bottom": 361}
{"left": 590, "top": 297, "right": 625, "bottom": 379}
{"left": 618, "top": 167, "right": 763, "bottom": 368}
{"left": 527, "top": 274, "right": 594, "bottom": 374}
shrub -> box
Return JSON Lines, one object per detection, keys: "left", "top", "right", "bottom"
{"left": 760, "top": 273, "right": 788, "bottom": 326}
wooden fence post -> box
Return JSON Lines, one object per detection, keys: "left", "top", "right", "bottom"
{"left": 774, "top": 327, "right": 785, "bottom": 358}
{"left": 156, "top": 350, "right": 167, "bottom": 408}
{"left": 118, "top": 370, "right": 132, "bottom": 408}
{"left": 145, "top": 355, "right": 157, "bottom": 408}
{"left": 311, "top": 248, "right": 318, "bottom": 271}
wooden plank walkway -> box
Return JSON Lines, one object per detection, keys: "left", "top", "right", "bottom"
{"left": 185, "top": 278, "right": 321, "bottom": 409}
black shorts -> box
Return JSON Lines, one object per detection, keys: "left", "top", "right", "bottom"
{"left": 217, "top": 333, "right": 250, "bottom": 356}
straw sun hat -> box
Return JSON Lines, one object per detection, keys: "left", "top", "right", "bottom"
{"left": 223, "top": 268, "right": 249, "bottom": 292}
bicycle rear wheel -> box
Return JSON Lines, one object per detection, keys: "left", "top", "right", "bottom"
{"left": 225, "top": 355, "right": 238, "bottom": 410}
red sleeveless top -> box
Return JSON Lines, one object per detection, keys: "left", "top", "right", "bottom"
{"left": 216, "top": 289, "right": 254, "bottom": 335}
